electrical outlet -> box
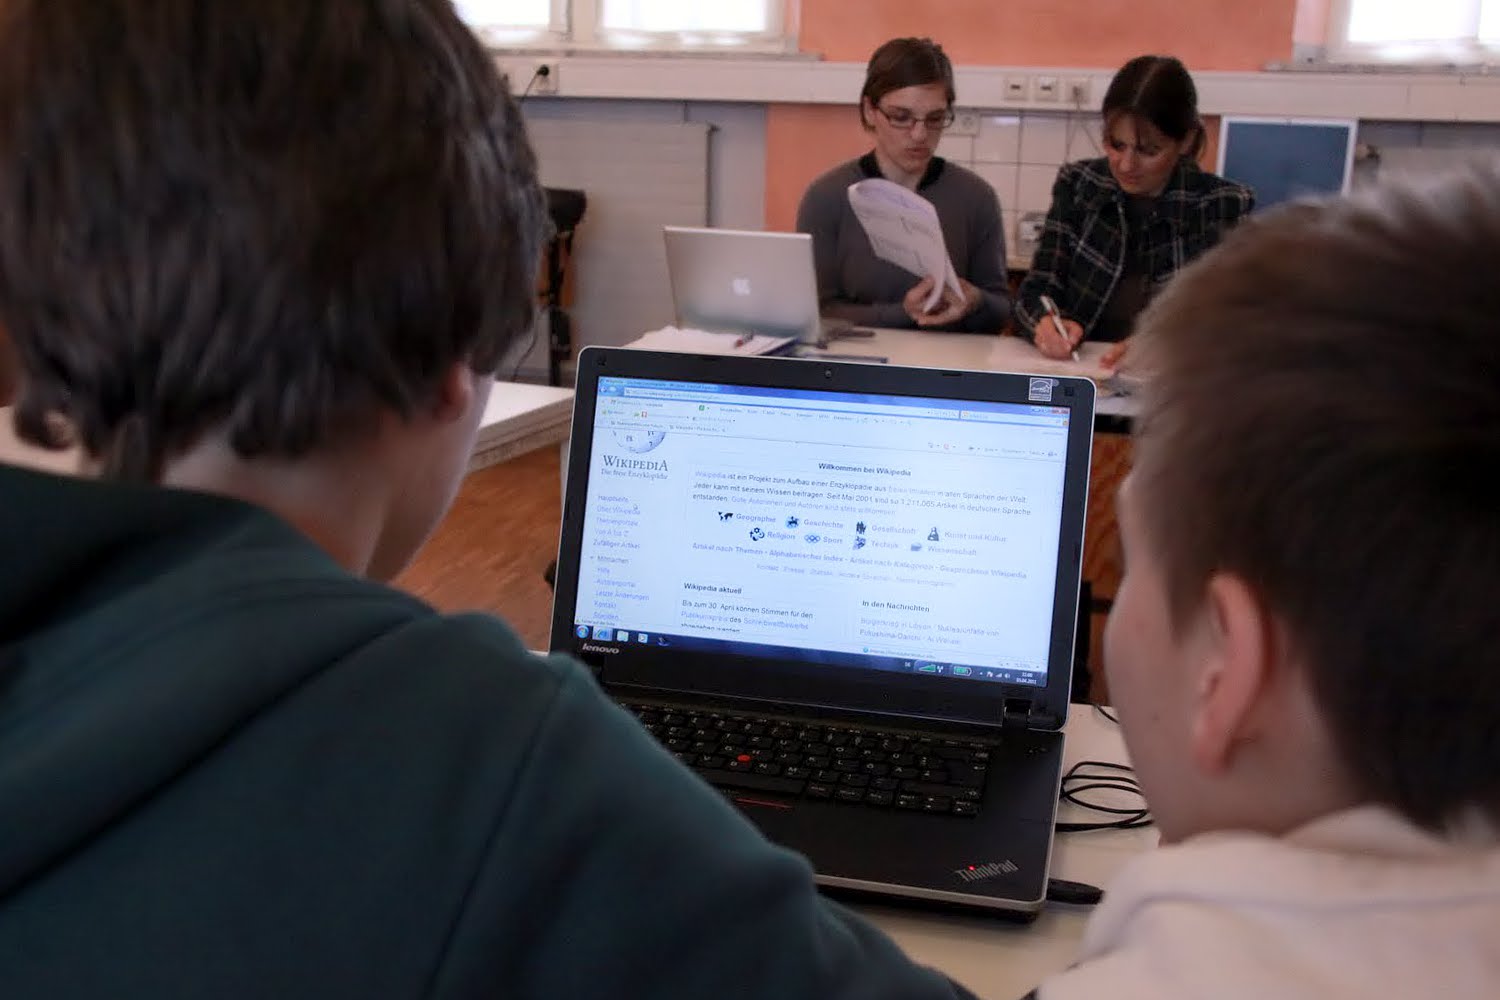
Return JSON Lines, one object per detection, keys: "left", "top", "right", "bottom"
{"left": 1003, "top": 76, "right": 1029, "bottom": 105}
{"left": 531, "top": 61, "right": 558, "bottom": 96}
{"left": 1066, "top": 77, "right": 1092, "bottom": 108}
{"left": 1017, "top": 211, "right": 1047, "bottom": 257}
{"left": 949, "top": 110, "right": 980, "bottom": 136}
{"left": 1033, "top": 76, "right": 1060, "bottom": 103}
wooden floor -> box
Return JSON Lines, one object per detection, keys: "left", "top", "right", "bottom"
{"left": 393, "top": 445, "right": 563, "bottom": 650}
{"left": 397, "top": 436, "right": 1131, "bottom": 702}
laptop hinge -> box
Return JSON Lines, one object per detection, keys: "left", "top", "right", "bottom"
{"left": 1001, "top": 698, "right": 1034, "bottom": 731}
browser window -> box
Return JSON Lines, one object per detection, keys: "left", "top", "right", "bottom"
{"left": 574, "top": 376, "right": 1071, "bottom": 687}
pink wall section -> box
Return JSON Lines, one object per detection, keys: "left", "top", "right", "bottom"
{"left": 765, "top": 0, "right": 1299, "bottom": 230}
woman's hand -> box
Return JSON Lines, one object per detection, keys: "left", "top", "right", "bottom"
{"left": 1101, "top": 338, "right": 1130, "bottom": 370}
{"left": 901, "top": 277, "right": 938, "bottom": 325}
{"left": 1034, "top": 313, "right": 1084, "bottom": 359}
{"left": 904, "top": 278, "right": 980, "bottom": 328}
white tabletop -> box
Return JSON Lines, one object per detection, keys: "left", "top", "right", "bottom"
{"left": 860, "top": 707, "right": 1155, "bottom": 999}
{"left": 469, "top": 380, "right": 575, "bottom": 472}
{"left": 805, "top": 330, "right": 1139, "bottom": 423}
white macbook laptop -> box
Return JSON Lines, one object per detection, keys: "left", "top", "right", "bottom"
{"left": 663, "top": 226, "right": 825, "bottom": 343}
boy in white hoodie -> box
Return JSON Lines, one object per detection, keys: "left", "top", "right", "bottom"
{"left": 1033, "top": 169, "right": 1500, "bottom": 1000}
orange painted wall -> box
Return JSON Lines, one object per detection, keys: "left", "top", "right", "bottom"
{"left": 798, "top": 0, "right": 1296, "bottom": 70}
{"left": 767, "top": 0, "right": 1297, "bottom": 229}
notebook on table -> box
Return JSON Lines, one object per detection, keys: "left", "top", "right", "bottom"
{"left": 550, "top": 347, "right": 1095, "bottom": 917}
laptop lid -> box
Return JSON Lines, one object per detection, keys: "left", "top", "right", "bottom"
{"left": 663, "top": 226, "right": 822, "bottom": 343}
{"left": 551, "top": 348, "right": 1095, "bottom": 731}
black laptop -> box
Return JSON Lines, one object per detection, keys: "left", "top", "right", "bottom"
{"left": 550, "top": 347, "right": 1095, "bottom": 918}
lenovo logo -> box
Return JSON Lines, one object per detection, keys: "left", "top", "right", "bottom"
{"left": 954, "top": 860, "right": 1019, "bottom": 883}
{"left": 579, "top": 643, "right": 620, "bottom": 655}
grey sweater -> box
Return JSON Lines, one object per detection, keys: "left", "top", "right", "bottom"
{"left": 796, "top": 153, "right": 1010, "bottom": 333}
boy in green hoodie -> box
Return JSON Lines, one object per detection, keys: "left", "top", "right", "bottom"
{"left": 0, "top": 2, "right": 974, "bottom": 996}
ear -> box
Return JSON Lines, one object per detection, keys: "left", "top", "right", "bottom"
{"left": 1189, "top": 572, "right": 1275, "bottom": 775}
{"left": 429, "top": 361, "right": 478, "bottom": 424}
{"left": 859, "top": 97, "right": 876, "bottom": 131}
{"left": 1182, "top": 124, "right": 1205, "bottom": 164}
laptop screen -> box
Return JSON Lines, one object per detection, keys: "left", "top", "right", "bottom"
{"left": 571, "top": 374, "right": 1072, "bottom": 689}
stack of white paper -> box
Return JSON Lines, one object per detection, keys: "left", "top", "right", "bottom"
{"left": 846, "top": 178, "right": 964, "bottom": 312}
{"left": 626, "top": 326, "right": 796, "bottom": 357}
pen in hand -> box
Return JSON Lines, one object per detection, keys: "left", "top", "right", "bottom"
{"left": 1039, "top": 295, "right": 1080, "bottom": 363}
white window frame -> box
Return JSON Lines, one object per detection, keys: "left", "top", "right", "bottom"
{"left": 1328, "top": 0, "right": 1500, "bottom": 65}
{"left": 462, "top": 0, "right": 569, "bottom": 49}
{"left": 464, "top": 0, "right": 797, "bottom": 55}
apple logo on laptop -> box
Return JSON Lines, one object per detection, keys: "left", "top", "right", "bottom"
{"left": 732, "top": 277, "right": 752, "bottom": 297}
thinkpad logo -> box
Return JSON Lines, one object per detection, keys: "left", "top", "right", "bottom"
{"left": 580, "top": 643, "right": 620, "bottom": 655}
{"left": 954, "top": 860, "right": 1019, "bottom": 883}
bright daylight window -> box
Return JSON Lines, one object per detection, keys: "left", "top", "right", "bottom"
{"left": 456, "top": 0, "right": 794, "bottom": 52}
{"left": 1332, "top": 0, "right": 1500, "bottom": 63}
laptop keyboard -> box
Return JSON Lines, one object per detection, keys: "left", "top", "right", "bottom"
{"left": 623, "top": 702, "right": 990, "bottom": 817}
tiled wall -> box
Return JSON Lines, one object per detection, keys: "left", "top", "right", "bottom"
{"left": 941, "top": 114, "right": 1500, "bottom": 263}
{"left": 936, "top": 111, "right": 1103, "bottom": 264}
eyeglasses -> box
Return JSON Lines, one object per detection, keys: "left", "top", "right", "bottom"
{"left": 874, "top": 104, "right": 955, "bottom": 132}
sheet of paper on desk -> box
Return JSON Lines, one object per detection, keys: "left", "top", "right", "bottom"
{"left": 986, "top": 337, "right": 1118, "bottom": 383}
{"left": 847, "top": 178, "right": 963, "bottom": 312}
{"left": 629, "top": 326, "right": 796, "bottom": 357}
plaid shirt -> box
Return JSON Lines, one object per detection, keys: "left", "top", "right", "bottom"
{"left": 1014, "top": 158, "right": 1253, "bottom": 339}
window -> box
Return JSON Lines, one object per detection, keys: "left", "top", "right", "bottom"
{"left": 457, "top": 0, "right": 795, "bottom": 53}
{"left": 1331, "top": 0, "right": 1500, "bottom": 63}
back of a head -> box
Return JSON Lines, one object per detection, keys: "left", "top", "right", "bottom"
{"left": 1133, "top": 166, "right": 1500, "bottom": 830}
{"left": 0, "top": 0, "right": 548, "bottom": 481}
{"left": 860, "top": 37, "right": 955, "bottom": 109}
{"left": 1102, "top": 54, "right": 1202, "bottom": 158}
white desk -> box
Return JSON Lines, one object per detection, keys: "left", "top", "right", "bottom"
{"left": 809, "top": 329, "right": 1140, "bottom": 424}
{"left": 863, "top": 708, "right": 1155, "bottom": 999}
{"left": 469, "top": 381, "right": 574, "bottom": 473}
{"left": 621, "top": 329, "right": 1137, "bottom": 424}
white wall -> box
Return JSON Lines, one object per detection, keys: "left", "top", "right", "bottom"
{"left": 512, "top": 99, "right": 768, "bottom": 381}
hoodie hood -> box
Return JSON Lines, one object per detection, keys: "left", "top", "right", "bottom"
{"left": 0, "top": 464, "right": 427, "bottom": 898}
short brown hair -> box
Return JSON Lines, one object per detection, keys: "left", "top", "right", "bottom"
{"left": 1132, "top": 167, "right": 1500, "bottom": 829}
{"left": 0, "top": 0, "right": 548, "bottom": 481}
{"left": 859, "top": 37, "right": 955, "bottom": 127}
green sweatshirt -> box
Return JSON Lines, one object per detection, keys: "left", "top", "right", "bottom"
{"left": 0, "top": 463, "right": 975, "bottom": 998}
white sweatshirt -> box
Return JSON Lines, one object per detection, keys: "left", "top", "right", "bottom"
{"left": 1040, "top": 806, "right": 1500, "bottom": 1000}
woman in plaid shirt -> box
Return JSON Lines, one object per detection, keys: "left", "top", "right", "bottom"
{"left": 1016, "top": 56, "right": 1253, "bottom": 367}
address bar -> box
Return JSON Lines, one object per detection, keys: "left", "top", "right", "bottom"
{"left": 619, "top": 388, "right": 1068, "bottom": 428}
{"left": 619, "top": 387, "right": 957, "bottom": 421}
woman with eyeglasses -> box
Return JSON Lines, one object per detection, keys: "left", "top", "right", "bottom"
{"left": 1016, "top": 55, "right": 1254, "bottom": 367}
{"left": 796, "top": 37, "right": 1009, "bottom": 333}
